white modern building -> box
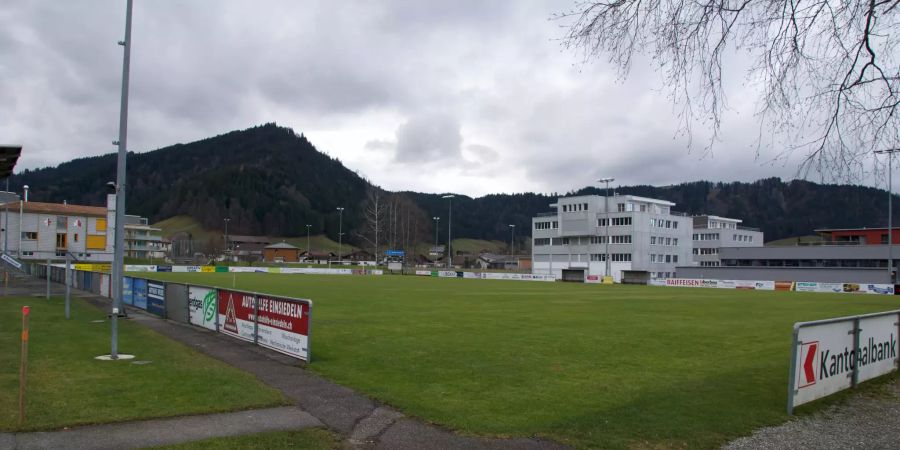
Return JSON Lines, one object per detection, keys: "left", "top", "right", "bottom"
{"left": 692, "top": 215, "right": 764, "bottom": 267}
{"left": 0, "top": 194, "right": 164, "bottom": 262}
{"left": 531, "top": 194, "right": 693, "bottom": 282}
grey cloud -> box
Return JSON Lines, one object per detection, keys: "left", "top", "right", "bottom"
{"left": 394, "top": 112, "right": 463, "bottom": 163}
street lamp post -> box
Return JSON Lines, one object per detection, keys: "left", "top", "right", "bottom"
{"left": 875, "top": 149, "right": 899, "bottom": 282}
{"left": 442, "top": 195, "right": 454, "bottom": 269}
{"left": 223, "top": 218, "right": 230, "bottom": 260}
{"left": 109, "top": 0, "right": 134, "bottom": 360}
{"left": 336, "top": 207, "right": 344, "bottom": 263}
{"left": 306, "top": 224, "right": 311, "bottom": 258}
{"left": 597, "top": 177, "right": 615, "bottom": 279}
{"left": 509, "top": 224, "right": 515, "bottom": 256}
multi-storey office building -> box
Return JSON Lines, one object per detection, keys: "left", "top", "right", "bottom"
{"left": 692, "top": 215, "right": 764, "bottom": 267}
{"left": 531, "top": 195, "right": 693, "bottom": 282}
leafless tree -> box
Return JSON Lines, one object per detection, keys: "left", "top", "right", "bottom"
{"left": 356, "top": 188, "right": 384, "bottom": 259}
{"left": 558, "top": 0, "right": 900, "bottom": 181}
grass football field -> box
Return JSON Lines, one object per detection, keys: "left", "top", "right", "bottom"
{"left": 0, "top": 295, "right": 285, "bottom": 431}
{"left": 134, "top": 272, "right": 900, "bottom": 449}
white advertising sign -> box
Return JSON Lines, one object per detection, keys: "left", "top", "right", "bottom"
{"left": 2, "top": 253, "right": 22, "bottom": 269}
{"left": 124, "top": 265, "right": 157, "bottom": 272}
{"left": 415, "top": 270, "right": 432, "bottom": 276}
{"left": 437, "top": 270, "right": 457, "bottom": 278}
{"left": 665, "top": 278, "right": 718, "bottom": 288}
{"left": 188, "top": 286, "right": 218, "bottom": 331}
{"left": 790, "top": 311, "right": 900, "bottom": 411}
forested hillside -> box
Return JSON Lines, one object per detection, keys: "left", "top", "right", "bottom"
{"left": 9, "top": 123, "right": 898, "bottom": 247}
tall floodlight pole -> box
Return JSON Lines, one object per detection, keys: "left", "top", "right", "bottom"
{"left": 598, "top": 178, "right": 615, "bottom": 278}
{"left": 306, "top": 224, "right": 311, "bottom": 256}
{"left": 509, "top": 224, "right": 515, "bottom": 256}
{"left": 223, "top": 218, "right": 230, "bottom": 260}
{"left": 433, "top": 217, "right": 440, "bottom": 246}
{"left": 875, "top": 149, "right": 899, "bottom": 282}
{"left": 110, "top": 0, "right": 134, "bottom": 360}
{"left": 442, "top": 195, "right": 454, "bottom": 269}
{"left": 336, "top": 207, "right": 344, "bottom": 262}
{"left": 3, "top": 178, "right": 8, "bottom": 255}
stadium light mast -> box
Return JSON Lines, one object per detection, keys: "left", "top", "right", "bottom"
{"left": 336, "top": 207, "right": 344, "bottom": 263}
{"left": 875, "top": 149, "right": 899, "bottom": 282}
{"left": 597, "top": 178, "right": 614, "bottom": 279}
{"left": 509, "top": 224, "right": 515, "bottom": 256}
{"left": 110, "top": 0, "right": 134, "bottom": 360}
{"left": 442, "top": 195, "right": 454, "bottom": 269}
{"left": 306, "top": 224, "right": 311, "bottom": 257}
{"left": 223, "top": 218, "right": 230, "bottom": 260}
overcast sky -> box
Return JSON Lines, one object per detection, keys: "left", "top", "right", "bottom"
{"left": 0, "top": 1, "right": 887, "bottom": 197}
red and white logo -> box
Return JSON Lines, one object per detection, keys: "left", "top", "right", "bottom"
{"left": 798, "top": 341, "right": 819, "bottom": 388}
{"left": 74, "top": 219, "right": 82, "bottom": 228}
{"left": 223, "top": 294, "right": 238, "bottom": 333}
{"left": 44, "top": 218, "right": 52, "bottom": 227}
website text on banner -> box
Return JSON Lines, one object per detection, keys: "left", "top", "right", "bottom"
{"left": 788, "top": 310, "right": 900, "bottom": 414}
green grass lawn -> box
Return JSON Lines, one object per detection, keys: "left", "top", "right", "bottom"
{"left": 152, "top": 429, "right": 339, "bottom": 450}
{"left": 0, "top": 296, "right": 285, "bottom": 431}
{"left": 130, "top": 273, "right": 900, "bottom": 449}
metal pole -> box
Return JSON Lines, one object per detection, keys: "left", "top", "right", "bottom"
{"left": 111, "top": 0, "right": 134, "bottom": 360}
{"left": 224, "top": 218, "right": 229, "bottom": 260}
{"left": 65, "top": 253, "right": 71, "bottom": 319}
{"left": 890, "top": 153, "right": 894, "bottom": 282}
{"left": 442, "top": 195, "right": 455, "bottom": 269}
{"left": 306, "top": 224, "right": 311, "bottom": 256}
{"left": 876, "top": 149, "right": 898, "bottom": 282}
{"left": 509, "top": 224, "right": 515, "bottom": 256}
{"left": 605, "top": 181, "right": 611, "bottom": 277}
{"left": 337, "top": 207, "right": 344, "bottom": 263}
{"left": 18, "top": 306, "right": 29, "bottom": 427}
{"left": 45, "top": 258, "right": 50, "bottom": 299}
{"left": 3, "top": 177, "right": 8, "bottom": 255}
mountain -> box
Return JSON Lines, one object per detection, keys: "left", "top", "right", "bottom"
{"left": 8, "top": 123, "right": 899, "bottom": 247}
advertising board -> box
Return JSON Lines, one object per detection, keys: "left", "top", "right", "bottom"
{"left": 132, "top": 278, "right": 148, "bottom": 310}
{"left": 96, "top": 273, "right": 105, "bottom": 296}
{"left": 665, "top": 278, "right": 718, "bottom": 288}
{"left": 256, "top": 294, "right": 311, "bottom": 361}
{"left": 437, "top": 271, "right": 457, "bottom": 278}
{"left": 217, "top": 289, "right": 256, "bottom": 342}
{"left": 124, "top": 265, "right": 157, "bottom": 272}
{"left": 789, "top": 310, "right": 900, "bottom": 412}
{"left": 147, "top": 281, "right": 165, "bottom": 317}
{"left": 188, "top": 286, "right": 218, "bottom": 331}
{"left": 415, "top": 270, "right": 432, "bottom": 276}
{"left": 123, "top": 277, "right": 134, "bottom": 305}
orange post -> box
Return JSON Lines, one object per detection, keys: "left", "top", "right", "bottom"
{"left": 19, "top": 305, "right": 30, "bottom": 427}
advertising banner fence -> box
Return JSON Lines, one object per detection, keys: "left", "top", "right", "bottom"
{"left": 256, "top": 294, "right": 311, "bottom": 360}
{"left": 147, "top": 281, "right": 165, "bottom": 317}
{"left": 217, "top": 289, "right": 256, "bottom": 342}
{"left": 788, "top": 310, "right": 900, "bottom": 413}
{"left": 133, "top": 278, "right": 148, "bottom": 310}
{"left": 123, "top": 277, "right": 134, "bottom": 305}
{"left": 188, "top": 286, "right": 218, "bottom": 331}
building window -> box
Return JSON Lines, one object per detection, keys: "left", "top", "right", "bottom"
{"left": 692, "top": 248, "right": 699, "bottom": 255}
{"left": 95, "top": 218, "right": 107, "bottom": 232}
{"left": 552, "top": 221, "right": 559, "bottom": 229}
{"left": 56, "top": 233, "right": 67, "bottom": 249}
{"left": 612, "top": 253, "right": 632, "bottom": 262}
{"left": 534, "top": 238, "right": 550, "bottom": 246}
{"left": 617, "top": 203, "right": 626, "bottom": 212}
{"left": 22, "top": 232, "right": 37, "bottom": 240}
{"left": 21, "top": 251, "right": 33, "bottom": 256}
{"left": 665, "top": 254, "right": 672, "bottom": 263}
{"left": 57, "top": 216, "right": 67, "bottom": 230}
{"left": 611, "top": 235, "right": 632, "bottom": 244}
{"left": 73, "top": 234, "right": 79, "bottom": 243}
{"left": 651, "top": 254, "right": 656, "bottom": 262}
{"left": 673, "top": 221, "right": 678, "bottom": 229}
{"left": 673, "top": 238, "right": 678, "bottom": 246}
{"left": 673, "top": 255, "right": 678, "bottom": 263}
{"left": 650, "top": 236, "right": 657, "bottom": 245}
{"left": 612, "top": 217, "right": 632, "bottom": 226}
{"left": 583, "top": 203, "right": 588, "bottom": 211}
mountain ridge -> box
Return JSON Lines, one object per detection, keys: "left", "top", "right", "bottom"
{"left": 8, "top": 123, "right": 898, "bottom": 247}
